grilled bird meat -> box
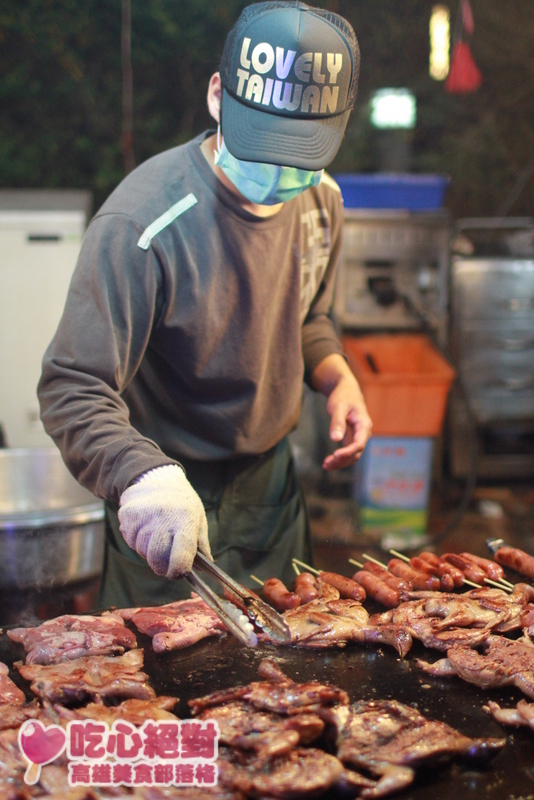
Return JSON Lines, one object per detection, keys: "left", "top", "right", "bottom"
{"left": 47, "top": 695, "right": 180, "bottom": 728}
{"left": 417, "top": 633, "right": 534, "bottom": 698}
{"left": 115, "top": 596, "right": 227, "bottom": 652}
{"left": 486, "top": 699, "right": 534, "bottom": 731}
{"left": 17, "top": 647, "right": 156, "bottom": 705}
{"left": 0, "top": 662, "right": 40, "bottom": 733}
{"left": 7, "top": 612, "right": 137, "bottom": 665}
{"left": 320, "top": 699, "right": 505, "bottom": 798}
{"left": 0, "top": 661, "right": 39, "bottom": 733}
{"left": 217, "top": 744, "right": 375, "bottom": 799}
{"left": 0, "top": 661, "right": 26, "bottom": 705}
{"left": 263, "top": 595, "right": 412, "bottom": 656}
{"left": 371, "top": 584, "right": 534, "bottom": 651}
{"left": 197, "top": 700, "right": 325, "bottom": 760}
{"left": 189, "top": 661, "right": 377, "bottom": 797}
{"left": 0, "top": 702, "right": 40, "bottom": 733}
{"left": 0, "top": 726, "right": 33, "bottom": 797}
{"left": 189, "top": 658, "right": 348, "bottom": 717}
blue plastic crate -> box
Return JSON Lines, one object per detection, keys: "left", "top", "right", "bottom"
{"left": 333, "top": 173, "right": 449, "bottom": 210}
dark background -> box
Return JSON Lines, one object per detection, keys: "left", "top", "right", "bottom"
{"left": 1, "top": 0, "right": 533, "bottom": 217}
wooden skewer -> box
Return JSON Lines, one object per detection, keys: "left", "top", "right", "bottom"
{"left": 250, "top": 574, "right": 264, "bottom": 586}
{"left": 389, "top": 548, "right": 409, "bottom": 560}
{"left": 388, "top": 549, "right": 481, "bottom": 590}
{"left": 292, "top": 558, "right": 320, "bottom": 575}
{"left": 348, "top": 558, "right": 364, "bottom": 569}
{"left": 484, "top": 577, "right": 512, "bottom": 592}
{"left": 292, "top": 562, "right": 301, "bottom": 576}
{"left": 499, "top": 578, "right": 514, "bottom": 589}
{"left": 362, "top": 553, "right": 388, "bottom": 568}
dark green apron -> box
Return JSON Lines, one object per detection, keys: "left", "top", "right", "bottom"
{"left": 97, "top": 437, "right": 312, "bottom": 609}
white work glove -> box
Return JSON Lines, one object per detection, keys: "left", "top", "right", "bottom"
{"left": 118, "top": 464, "right": 211, "bottom": 579}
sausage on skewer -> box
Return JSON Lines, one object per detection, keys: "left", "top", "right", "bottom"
{"left": 418, "top": 552, "right": 465, "bottom": 587}
{"left": 294, "top": 572, "right": 319, "bottom": 604}
{"left": 407, "top": 556, "right": 455, "bottom": 591}
{"left": 262, "top": 578, "right": 301, "bottom": 611}
{"left": 494, "top": 546, "right": 534, "bottom": 580}
{"left": 361, "top": 561, "right": 413, "bottom": 593}
{"left": 388, "top": 559, "right": 440, "bottom": 591}
{"left": 318, "top": 572, "right": 366, "bottom": 602}
{"left": 459, "top": 552, "right": 507, "bottom": 582}
{"left": 352, "top": 570, "right": 400, "bottom": 608}
{"left": 293, "top": 559, "right": 367, "bottom": 602}
{"left": 442, "top": 554, "right": 487, "bottom": 585}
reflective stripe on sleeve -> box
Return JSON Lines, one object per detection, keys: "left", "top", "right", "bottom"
{"left": 137, "top": 193, "right": 198, "bottom": 250}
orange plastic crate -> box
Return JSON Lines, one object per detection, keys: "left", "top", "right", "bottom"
{"left": 342, "top": 334, "right": 456, "bottom": 437}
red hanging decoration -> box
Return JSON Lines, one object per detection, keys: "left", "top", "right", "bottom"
{"left": 461, "top": 0, "right": 475, "bottom": 36}
{"left": 445, "top": 40, "right": 482, "bottom": 93}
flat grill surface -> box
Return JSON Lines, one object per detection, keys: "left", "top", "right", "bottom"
{"left": 2, "top": 625, "right": 533, "bottom": 800}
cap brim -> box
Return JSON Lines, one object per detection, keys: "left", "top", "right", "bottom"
{"left": 221, "top": 88, "right": 351, "bottom": 171}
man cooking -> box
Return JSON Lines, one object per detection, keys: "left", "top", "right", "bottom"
{"left": 38, "top": 0, "right": 372, "bottom": 609}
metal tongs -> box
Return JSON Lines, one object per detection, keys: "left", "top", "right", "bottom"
{"left": 185, "top": 552, "right": 291, "bottom": 648}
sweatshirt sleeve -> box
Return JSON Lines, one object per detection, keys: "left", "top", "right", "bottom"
{"left": 38, "top": 212, "right": 177, "bottom": 502}
{"left": 301, "top": 185, "right": 346, "bottom": 383}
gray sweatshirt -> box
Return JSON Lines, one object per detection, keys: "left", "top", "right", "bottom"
{"left": 38, "top": 132, "right": 345, "bottom": 502}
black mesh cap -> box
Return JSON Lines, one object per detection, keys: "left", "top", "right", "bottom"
{"left": 219, "top": 1, "right": 360, "bottom": 170}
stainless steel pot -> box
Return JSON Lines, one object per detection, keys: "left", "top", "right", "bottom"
{"left": 0, "top": 448, "right": 105, "bottom": 589}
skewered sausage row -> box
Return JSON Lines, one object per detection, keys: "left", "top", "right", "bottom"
{"left": 265, "top": 542, "right": 532, "bottom": 616}
{"left": 361, "top": 560, "right": 413, "bottom": 592}
{"left": 318, "top": 572, "right": 367, "bottom": 602}
{"left": 388, "top": 559, "right": 441, "bottom": 591}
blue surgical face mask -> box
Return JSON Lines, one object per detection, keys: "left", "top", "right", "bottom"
{"left": 213, "top": 127, "right": 323, "bottom": 206}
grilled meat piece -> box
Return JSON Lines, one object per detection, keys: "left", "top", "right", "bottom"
{"left": 73, "top": 695, "right": 179, "bottom": 725}
{"left": 197, "top": 700, "right": 324, "bottom": 759}
{"left": 0, "top": 726, "right": 32, "bottom": 798}
{"left": 0, "top": 722, "right": 98, "bottom": 799}
{"left": 189, "top": 658, "right": 348, "bottom": 716}
{"left": 0, "top": 701, "right": 40, "bottom": 731}
{"left": 114, "top": 597, "right": 227, "bottom": 652}
{"left": 524, "top": 605, "right": 534, "bottom": 637}
{"left": 371, "top": 585, "right": 532, "bottom": 652}
{"left": 17, "top": 648, "right": 155, "bottom": 704}
{"left": 263, "top": 596, "right": 412, "bottom": 656}
{"left": 38, "top": 763, "right": 101, "bottom": 798}
{"left": 486, "top": 699, "right": 534, "bottom": 730}
{"left": 0, "top": 661, "right": 26, "bottom": 705}
{"left": 218, "top": 744, "right": 372, "bottom": 799}
{"left": 417, "top": 633, "right": 534, "bottom": 698}
{"left": 7, "top": 613, "right": 137, "bottom": 665}
{"left": 321, "top": 699, "right": 505, "bottom": 798}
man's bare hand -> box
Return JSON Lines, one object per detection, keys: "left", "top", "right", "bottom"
{"left": 310, "top": 353, "right": 372, "bottom": 471}
{"left": 322, "top": 373, "right": 372, "bottom": 470}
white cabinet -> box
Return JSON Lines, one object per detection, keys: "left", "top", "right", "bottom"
{"left": 0, "top": 194, "right": 89, "bottom": 447}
